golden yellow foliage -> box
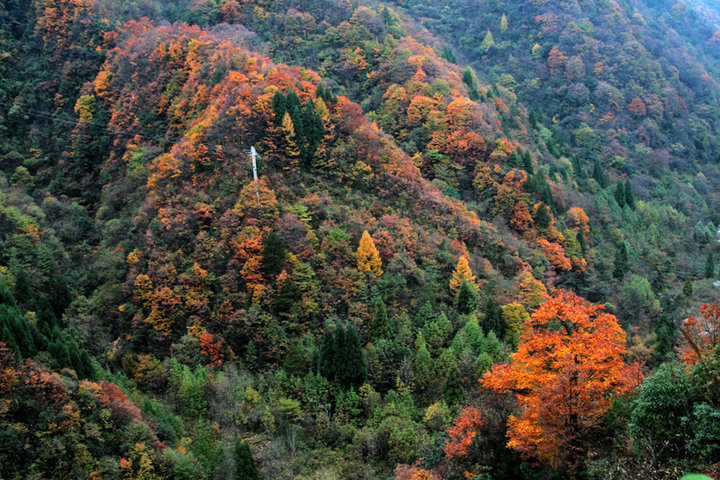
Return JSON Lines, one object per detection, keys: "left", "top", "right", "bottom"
{"left": 449, "top": 256, "right": 477, "bottom": 294}
{"left": 356, "top": 230, "right": 383, "bottom": 278}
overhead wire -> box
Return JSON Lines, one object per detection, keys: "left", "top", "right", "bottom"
{"left": 0, "top": 99, "right": 170, "bottom": 144}
{"left": 0, "top": 100, "right": 255, "bottom": 158}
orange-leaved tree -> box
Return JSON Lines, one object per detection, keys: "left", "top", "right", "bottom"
{"left": 481, "top": 290, "right": 641, "bottom": 472}
{"left": 356, "top": 230, "right": 383, "bottom": 278}
{"left": 443, "top": 406, "right": 485, "bottom": 458}
{"left": 679, "top": 302, "right": 720, "bottom": 365}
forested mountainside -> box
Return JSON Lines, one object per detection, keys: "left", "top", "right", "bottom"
{"left": 1, "top": 1, "right": 720, "bottom": 479}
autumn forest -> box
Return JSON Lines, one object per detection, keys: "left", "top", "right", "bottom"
{"left": 1, "top": 0, "right": 720, "bottom": 478}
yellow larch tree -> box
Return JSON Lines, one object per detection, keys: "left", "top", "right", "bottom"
{"left": 281, "top": 111, "right": 300, "bottom": 170}
{"left": 356, "top": 230, "right": 383, "bottom": 278}
{"left": 450, "top": 256, "right": 477, "bottom": 295}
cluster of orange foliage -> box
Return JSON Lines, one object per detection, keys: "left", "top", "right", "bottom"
{"left": 393, "top": 465, "right": 441, "bottom": 480}
{"left": 97, "top": 381, "right": 143, "bottom": 423}
{"left": 0, "top": 342, "right": 158, "bottom": 454}
{"left": 679, "top": 302, "right": 720, "bottom": 365}
{"left": 443, "top": 406, "right": 485, "bottom": 458}
{"left": 482, "top": 290, "right": 641, "bottom": 471}
{"left": 627, "top": 97, "right": 647, "bottom": 117}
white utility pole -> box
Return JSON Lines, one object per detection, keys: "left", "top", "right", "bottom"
{"left": 250, "top": 146, "right": 260, "bottom": 204}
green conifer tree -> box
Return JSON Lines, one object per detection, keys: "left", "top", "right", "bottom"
{"left": 578, "top": 228, "right": 587, "bottom": 254}
{"left": 455, "top": 280, "right": 479, "bottom": 314}
{"left": 284, "top": 341, "right": 309, "bottom": 376}
{"left": 683, "top": 279, "right": 693, "bottom": 299}
{"left": 262, "top": 232, "right": 286, "bottom": 276}
{"left": 463, "top": 317, "right": 486, "bottom": 354}
{"left": 533, "top": 202, "right": 552, "bottom": 231}
{"left": 441, "top": 45, "right": 457, "bottom": 64}
{"left": 613, "top": 242, "right": 629, "bottom": 279}
{"left": 462, "top": 67, "right": 480, "bottom": 100}
{"left": 234, "top": 437, "right": 259, "bottom": 480}
{"left": 13, "top": 271, "right": 32, "bottom": 308}
{"left": 0, "top": 305, "right": 37, "bottom": 357}
{"left": 285, "top": 89, "right": 301, "bottom": 113}
{"left": 592, "top": 160, "right": 609, "bottom": 188}
{"left": 1, "top": 326, "right": 20, "bottom": 354}
{"left": 319, "top": 327, "right": 336, "bottom": 381}
{"left": 624, "top": 179, "right": 635, "bottom": 209}
{"left": 654, "top": 314, "right": 677, "bottom": 363}
{"left": 442, "top": 362, "right": 465, "bottom": 405}
{"left": 482, "top": 298, "right": 505, "bottom": 338}
{"left": 36, "top": 295, "right": 58, "bottom": 332}
{"left": 50, "top": 276, "right": 72, "bottom": 318}
{"left": 424, "top": 313, "right": 453, "bottom": 354}
{"left": 414, "top": 332, "right": 434, "bottom": 398}
{"left": 415, "top": 301, "right": 436, "bottom": 327}
{"left": 480, "top": 30, "right": 495, "bottom": 52}
{"left": 614, "top": 180, "right": 626, "bottom": 208}
{"left": 371, "top": 299, "right": 391, "bottom": 340}
{"left": 69, "top": 346, "right": 84, "bottom": 377}
{"left": 342, "top": 323, "right": 366, "bottom": 388}
{"left": 705, "top": 251, "right": 715, "bottom": 278}
{"left": 542, "top": 184, "right": 555, "bottom": 213}
{"left": 272, "top": 90, "right": 287, "bottom": 122}
{"left": 79, "top": 349, "right": 93, "bottom": 379}
{"left": 0, "top": 281, "right": 16, "bottom": 308}
{"left": 49, "top": 338, "right": 71, "bottom": 367}
{"left": 300, "top": 98, "right": 323, "bottom": 165}
{"left": 522, "top": 150, "right": 534, "bottom": 174}
{"left": 320, "top": 323, "right": 366, "bottom": 388}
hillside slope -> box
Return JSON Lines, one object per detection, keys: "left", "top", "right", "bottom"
{"left": 1, "top": 1, "right": 720, "bottom": 479}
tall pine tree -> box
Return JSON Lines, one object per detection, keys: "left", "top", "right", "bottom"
{"left": 706, "top": 251, "right": 715, "bottom": 278}
{"left": 442, "top": 362, "right": 465, "bottom": 405}
{"left": 262, "top": 232, "right": 286, "bottom": 276}
{"left": 342, "top": 323, "right": 366, "bottom": 388}
{"left": 624, "top": 179, "right": 635, "bottom": 209}
{"left": 319, "top": 327, "right": 337, "bottom": 381}
{"left": 272, "top": 90, "right": 286, "bottom": 122}
{"left": 370, "top": 299, "right": 391, "bottom": 340}
{"left": 482, "top": 298, "right": 505, "bottom": 338}
{"left": 414, "top": 332, "right": 434, "bottom": 399}
{"left": 462, "top": 67, "right": 480, "bottom": 100}
{"left": 455, "top": 280, "right": 479, "bottom": 314}
{"left": 613, "top": 242, "right": 629, "bottom": 279}
{"left": 614, "top": 181, "right": 626, "bottom": 208}
{"left": 533, "top": 202, "right": 552, "bottom": 231}
{"left": 319, "top": 323, "right": 366, "bottom": 388}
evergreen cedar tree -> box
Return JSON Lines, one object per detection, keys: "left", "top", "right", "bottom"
{"left": 705, "top": 251, "right": 715, "bottom": 279}
{"left": 234, "top": 437, "right": 259, "bottom": 480}
{"left": 356, "top": 230, "right": 383, "bottom": 278}
{"left": 319, "top": 323, "right": 366, "bottom": 388}
{"left": 442, "top": 362, "right": 465, "bottom": 405}
{"left": 371, "top": 299, "right": 391, "bottom": 340}
{"left": 481, "top": 290, "right": 642, "bottom": 472}
{"left": 455, "top": 279, "right": 479, "bottom": 315}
